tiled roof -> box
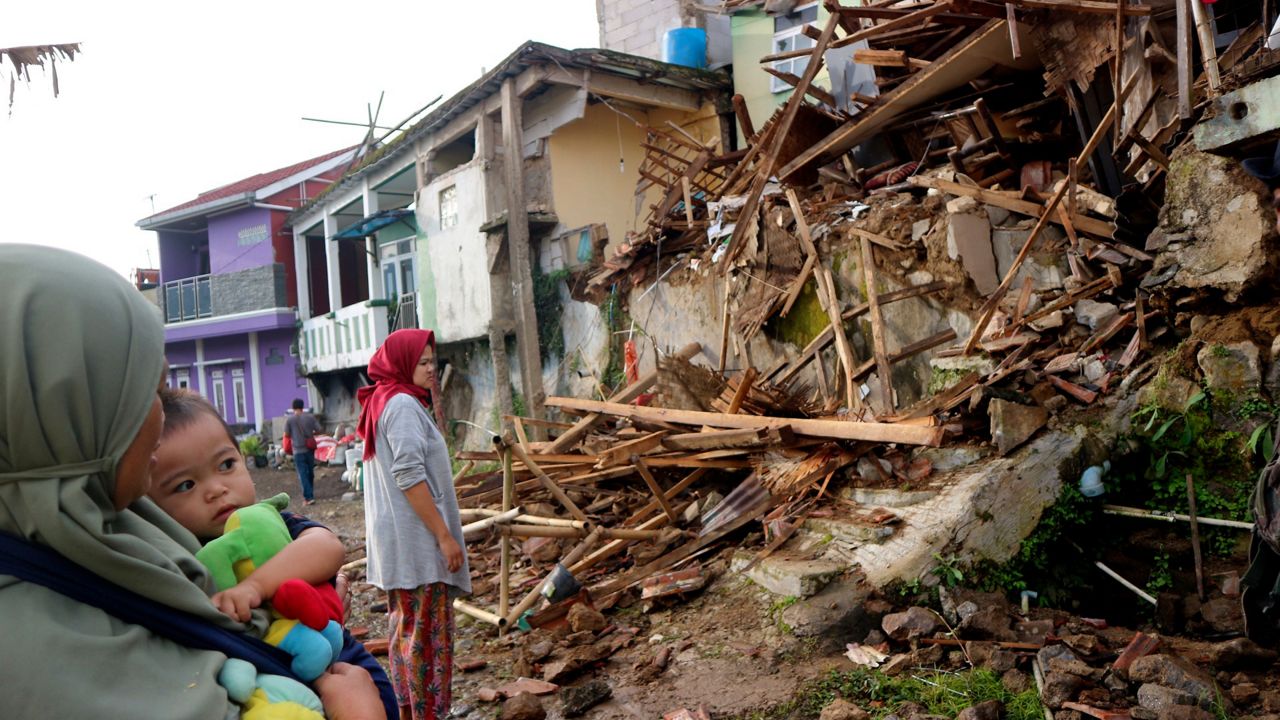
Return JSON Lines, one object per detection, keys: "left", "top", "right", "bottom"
{"left": 142, "top": 146, "right": 355, "bottom": 222}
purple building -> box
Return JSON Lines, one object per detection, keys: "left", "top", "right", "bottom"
{"left": 137, "top": 148, "right": 357, "bottom": 432}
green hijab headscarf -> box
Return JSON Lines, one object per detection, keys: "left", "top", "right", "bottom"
{"left": 0, "top": 244, "right": 237, "bottom": 719}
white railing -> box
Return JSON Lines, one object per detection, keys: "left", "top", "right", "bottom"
{"left": 299, "top": 300, "right": 391, "bottom": 374}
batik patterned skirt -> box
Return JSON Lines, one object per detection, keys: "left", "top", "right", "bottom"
{"left": 387, "top": 583, "right": 454, "bottom": 720}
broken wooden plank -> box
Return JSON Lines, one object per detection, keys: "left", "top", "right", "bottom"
{"left": 774, "top": 282, "right": 949, "bottom": 385}
{"left": 503, "top": 436, "right": 590, "bottom": 522}
{"left": 779, "top": 20, "right": 1027, "bottom": 183}
{"left": 860, "top": 236, "right": 894, "bottom": 412}
{"left": 1048, "top": 375, "right": 1098, "bottom": 403}
{"left": 908, "top": 176, "right": 1114, "bottom": 239}
{"left": 547, "top": 342, "right": 700, "bottom": 453}
{"left": 633, "top": 456, "right": 680, "bottom": 524}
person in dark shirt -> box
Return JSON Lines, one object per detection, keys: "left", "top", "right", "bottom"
{"left": 285, "top": 398, "right": 323, "bottom": 505}
{"left": 149, "top": 389, "right": 396, "bottom": 720}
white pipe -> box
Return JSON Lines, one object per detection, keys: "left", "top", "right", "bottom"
{"left": 1095, "top": 560, "right": 1157, "bottom": 606}
{"left": 1102, "top": 504, "right": 1252, "bottom": 530}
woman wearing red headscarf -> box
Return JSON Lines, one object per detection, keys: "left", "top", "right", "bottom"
{"left": 357, "top": 329, "right": 470, "bottom": 720}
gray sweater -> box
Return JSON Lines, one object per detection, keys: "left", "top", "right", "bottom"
{"left": 362, "top": 393, "right": 471, "bottom": 595}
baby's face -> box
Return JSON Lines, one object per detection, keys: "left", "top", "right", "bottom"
{"left": 149, "top": 413, "right": 257, "bottom": 540}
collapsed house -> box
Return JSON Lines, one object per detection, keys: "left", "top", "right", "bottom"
{"left": 426, "top": 0, "right": 1280, "bottom": 638}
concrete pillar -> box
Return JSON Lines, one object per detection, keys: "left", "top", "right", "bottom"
{"left": 362, "top": 181, "right": 384, "bottom": 301}
{"left": 194, "top": 338, "right": 206, "bottom": 396}
{"left": 293, "top": 228, "right": 311, "bottom": 320}
{"left": 248, "top": 331, "right": 265, "bottom": 432}
{"left": 323, "top": 213, "right": 343, "bottom": 312}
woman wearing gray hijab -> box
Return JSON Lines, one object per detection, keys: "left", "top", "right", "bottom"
{"left": 0, "top": 245, "right": 381, "bottom": 719}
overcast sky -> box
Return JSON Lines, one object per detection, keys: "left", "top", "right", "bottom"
{"left": 2, "top": 1, "right": 600, "bottom": 276}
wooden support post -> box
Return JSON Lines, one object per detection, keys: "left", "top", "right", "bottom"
{"left": 501, "top": 77, "right": 546, "bottom": 434}
{"left": 731, "top": 93, "right": 756, "bottom": 141}
{"left": 718, "top": 276, "right": 732, "bottom": 374}
{"left": 502, "top": 435, "right": 589, "bottom": 522}
{"left": 1189, "top": 0, "right": 1222, "bottom": 94}
{"left": 1005, "top": 3, "right": 1021, "bottom": 59}
{"left": 859, "top": 236, "right": 893, "bottom": 413}
{"left": 499, "top": 445, "right": 513, "bottom": 624}
{"left": 681, "top": 176, "right": 695, "bottom": 225}
{"left": 633, "top": 456, "right": 680, "bottom": 524}
{"left": 726, "top": 368, "right": 757, "bottom": 414}
{"left": 1175, "top": 0, "right": 1193, "bottom": 118}
{"left": 1186, "top": 474, "right": 1206, "bottom": 601}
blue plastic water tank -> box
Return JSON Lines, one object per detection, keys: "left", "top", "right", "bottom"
{"left": 663, "top": 28, "right": 707, "bottom": 69}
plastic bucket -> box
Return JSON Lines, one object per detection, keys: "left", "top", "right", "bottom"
{"left": 663, "top": 28, "right": 707, "bottom": 69}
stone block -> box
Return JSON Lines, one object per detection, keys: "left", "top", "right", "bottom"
{"left": 730, "top": 550, "right": 842, "bottom": 598}
{"left": 1152, "top": 145, "right": 1278, "bottom": 302}
{"left": 946, "top": 208, "right": 998, "bottom": 295}
{"left": 1197, "top": 341, "right": 1262, "bottom": 394}
{"left": 989, "top": 399, "right": 1048, "bottom": 456}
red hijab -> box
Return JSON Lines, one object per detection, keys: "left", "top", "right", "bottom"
{"left": 357, "top": 328, "right": 436, "bottom": 460}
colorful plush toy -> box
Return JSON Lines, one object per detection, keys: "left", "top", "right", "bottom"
{"left": 218, "top": 658, "right": 324, "bottom": 720}
{"left": 196, "top": 493, "right": 344, "bottom": 681}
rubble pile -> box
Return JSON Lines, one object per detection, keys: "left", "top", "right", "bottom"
{"left": 431, "top": 0, "right": 1280, "bottom": 651}
{"left": 340, "top": 3, "right": 1280, "bottom": 718}
{"left": 827, "top": 585, "right": 1280, "bottom": 720}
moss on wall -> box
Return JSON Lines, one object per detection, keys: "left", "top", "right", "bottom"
{"left": 770, "top": 280, "right": 829, "bottom": 348}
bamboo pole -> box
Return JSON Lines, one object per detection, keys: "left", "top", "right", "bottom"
{"left": 462, "top": 507, "right": 521, "bottom": 540}
{"left": 499, "top": 446, "right": 514, "bottom": 624}
{"left": 1186, "top": 474, "right": 1206, "bottom": 602}
{"left": 454, "top": 599, "right": 507, "bottom": 628}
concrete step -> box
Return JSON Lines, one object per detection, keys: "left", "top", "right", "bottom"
{"left": 800, "top": 515, "right": 896, "bottom": 547}
{"left": 837, "top": 485, "right": 938, "bottom": 508}
{"left": 730, "top": 549, "right": 843, "bottom": 598}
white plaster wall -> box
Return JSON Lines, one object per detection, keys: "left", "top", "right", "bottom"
{"left": 417, "top": 162, "right": 492, "bottom": 344}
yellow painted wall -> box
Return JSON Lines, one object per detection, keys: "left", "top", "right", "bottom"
{"left": 730, "top": 6, "right": 832, "bottom": 147}
{"left": 547, "top": 100, "right": 723, "bottom": 256}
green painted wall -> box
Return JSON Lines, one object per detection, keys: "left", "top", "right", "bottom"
{"left": 730, "top": 6, "right": 833, "bottom": 148}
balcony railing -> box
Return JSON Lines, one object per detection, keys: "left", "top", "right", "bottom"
{"left": 160, "top": 264, "right": 289, "bottom": 325}
{"left": 300, "top": 300, "right": 391, "bottom": 374}
{"left": 163, "top": 275, "right": 213, "bottom": 323}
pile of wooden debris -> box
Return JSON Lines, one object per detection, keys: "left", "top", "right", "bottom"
{"left": 446, "top": 3, "right": 1280, "bottom": 629}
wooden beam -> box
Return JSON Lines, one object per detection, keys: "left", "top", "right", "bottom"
{"left": 633, "top": 456, "right": 680, "bottom": 523}
{"left": 828, "top": 1, "right": 957, "bottom": 50}
{"left": 860, "top": 236, "right": 894, "bottom": 412}
{"left": 503, "top": 435, "right": 589, "bottom": 522}
{"left": 778, "top": 20, "right": 1015, "bottom": 183}
{"left": 501, "top": 77, "right": 546, "bottom": 432}
{"left": 907, "top": 177, "right": 1115, "bottom": 239}
{"left": 1004, "top": 0, "right": 1150, "bottom": 14}
{"left": 546, "top": 342, "right": 701, "bottom": 453}
{"left": 774, "top": 282, "right": 948, "bottom": 384}
{"left": 545, "top": 397, "right": 946, "bottom": 446}
{"left": 541, "top": 66, "right": 703, "bottom": 112}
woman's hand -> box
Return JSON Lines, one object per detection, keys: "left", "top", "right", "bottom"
{"left": 316, "top": 663, "right": 382, "bottom": 720}
{"left": 439, "top": 534, "right": 465, "bottom": 573}
{"left": 210, "top": 580, "right": 264, "bottom": 622}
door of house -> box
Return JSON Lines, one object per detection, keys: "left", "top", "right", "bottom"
{"left": 380, "top": 239, "right": 416, "bottom": 302}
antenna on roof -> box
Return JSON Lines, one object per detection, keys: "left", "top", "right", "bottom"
{"left": 146, "top": 193, "right": 157, "bottom": 214}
